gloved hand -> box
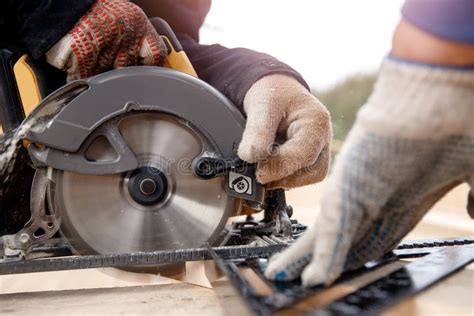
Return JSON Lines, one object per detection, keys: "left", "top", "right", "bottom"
{"left": 265, "top": 59, "right": 474, "bottom": 286}
{"left": 238, "top": 74, "right": 332, "bottom": 189}
{"left": 45, "top": 0, "right": 167, "bottom": 81}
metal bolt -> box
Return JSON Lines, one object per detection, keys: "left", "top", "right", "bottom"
{"left": 19, "top": 233, "right": 30, "bottom": 244}
{"left": 139, "top": 178, "right": 157, "bottom": 195}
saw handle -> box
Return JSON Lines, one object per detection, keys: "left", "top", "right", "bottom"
{"left": 149, "top": 17, "right": 198, "bottom": 77}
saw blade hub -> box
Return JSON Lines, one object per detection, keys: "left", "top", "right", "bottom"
{"left": 127, "top": 167, "right": 168, "bottom": 206}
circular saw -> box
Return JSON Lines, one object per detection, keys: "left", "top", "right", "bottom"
{"left": 23, "top": 65, "right": 265, "bottom": 256}
{"left": 0, "top": 18, "right": 293, "bottom": 263}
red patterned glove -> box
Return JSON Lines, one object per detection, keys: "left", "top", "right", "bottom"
{"left": 45, "top": 0, "right": 167, "bottom": 81}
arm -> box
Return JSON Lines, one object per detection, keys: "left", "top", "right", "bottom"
{"left": 179, "top": 34, "right": 331, "bottom": 189}
{"left": 266, "top": 0, "right": 474, "bottom": 286}
{"left": 135, "top": 0, "right": 310, "bottom": 108}
{"left": 133, "top": 0, "right": 211, "bottom": 42}
{"left": 178, "top": 33, "right": 309, "bottom": 109}
{"left": 136, "top": 1, "right": 331, "bottom": 188}
{"left": 5, "top": 0, "right": 94, "bottom": 58}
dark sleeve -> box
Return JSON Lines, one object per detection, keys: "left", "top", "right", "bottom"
{"left": 134, "top": 0, "right": 211, "bottom": 42}
{"left": 0, "top": 1, "right": 16, "bottom": 45}
{"left": 178, "top": 34, "right": 310, "bottom": 109}
{"left": 4, "top": 0, "right": 95, "bottom": 58}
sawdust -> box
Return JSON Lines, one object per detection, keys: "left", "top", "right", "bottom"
{"left": 0, "top": 95, "right": 73, "bottom": 233}
{"left": 0, "top": 93, "right": 70, "bottom": 198}
{"left": 0, "top": 121, "right": 36, "bottom": 196}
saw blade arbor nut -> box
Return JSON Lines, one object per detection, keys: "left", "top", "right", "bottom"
{"left": 127, "top": 167, "right": 168, "bottom": 206}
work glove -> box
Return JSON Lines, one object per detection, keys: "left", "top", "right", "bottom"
{"left": 265, "top": 59, "right": 474, "bottom": 286}
{"left": 45, "top": 0, "right": 167, "bottom": 82}
{"left": 238, "top": 75, "right": 332, "bottom": 189}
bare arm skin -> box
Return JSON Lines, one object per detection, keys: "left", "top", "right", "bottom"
{"left": 392, "top": 19, "right": 474, "bottom": 66}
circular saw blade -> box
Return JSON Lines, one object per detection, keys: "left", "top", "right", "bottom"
{"left": 50, "top": 112, "right": 233, "bottom": 255}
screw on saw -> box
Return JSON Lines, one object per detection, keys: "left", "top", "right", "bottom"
{"left": 19, "top": 233, "right": 30, "bottom": 244}
{"left": 193, "top": 157, "right": 251, "bottom": 179}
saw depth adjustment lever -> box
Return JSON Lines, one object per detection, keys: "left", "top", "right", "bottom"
{"left": 193, "top": 157, "right": 248, "bottom": 179}
{"left": 193, "top": 156, "right": 265, "bottom": 205}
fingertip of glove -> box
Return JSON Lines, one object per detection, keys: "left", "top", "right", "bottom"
{"left": 237, "top": 150, "right": 257, "bottom": 164}
{"left": 265, "top": 251, "right": 313, "bottom": 282}
{"left": 237, "top": 142, "right": 270, "bottom": 164}
{"left": 264, "top": 265, "right": 292, "bottom": 282}
{"left": 274, "top": 271, "right": 288, "bottom": 281}
{"left": 255, "top": 162, "right": 286, "bottom": 185}
{"left": 255, "top": 170, "right": 273, "bottom": 185}
{"left": 301, "top": 264, "right": 324, "bottom": 287}
{"left": 301, "top": 262, "right": 339, "bottom": 288}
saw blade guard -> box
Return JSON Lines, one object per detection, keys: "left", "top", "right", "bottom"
{"left": 26, "top": 66, "right": 246, "bottom": 174}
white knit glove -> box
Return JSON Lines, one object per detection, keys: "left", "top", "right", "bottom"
{"left": 265, "top": 59, "right": 474, "bottom": 286}
{"left": 238, "top": 75, "right": 332, "bottom": 189}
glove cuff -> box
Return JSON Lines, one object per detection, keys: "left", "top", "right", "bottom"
{"left": 356, "top": 58, "right": 474, "bottom": 139}
{"left": 383, "top": 57, "right": 474, "bottom": 85}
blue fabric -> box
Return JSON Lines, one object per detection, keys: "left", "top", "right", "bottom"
{"left": 388, "top": 55, "right": 474, "bottom": 70}
{"left": 402, "top": 0, "right": 474, "bottom": 45}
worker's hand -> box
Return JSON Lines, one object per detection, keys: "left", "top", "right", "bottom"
{"left": 238, "top": 75, "right": 332, "bottom": 189}
{"left": 265, "top": 59, "right": 474, "bottom": 286}
{"left": 45, "top": 0, "right": 167, "bottom": 82}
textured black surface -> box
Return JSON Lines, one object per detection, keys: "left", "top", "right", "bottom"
{"left": 214, "top": 237, "right": 474, "bottom": 316}
{"left": 312, "top": 245, "right": 473, "bottom": 316}
{"left": 0, "top": 48, "right": 23, "bottom": 130}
